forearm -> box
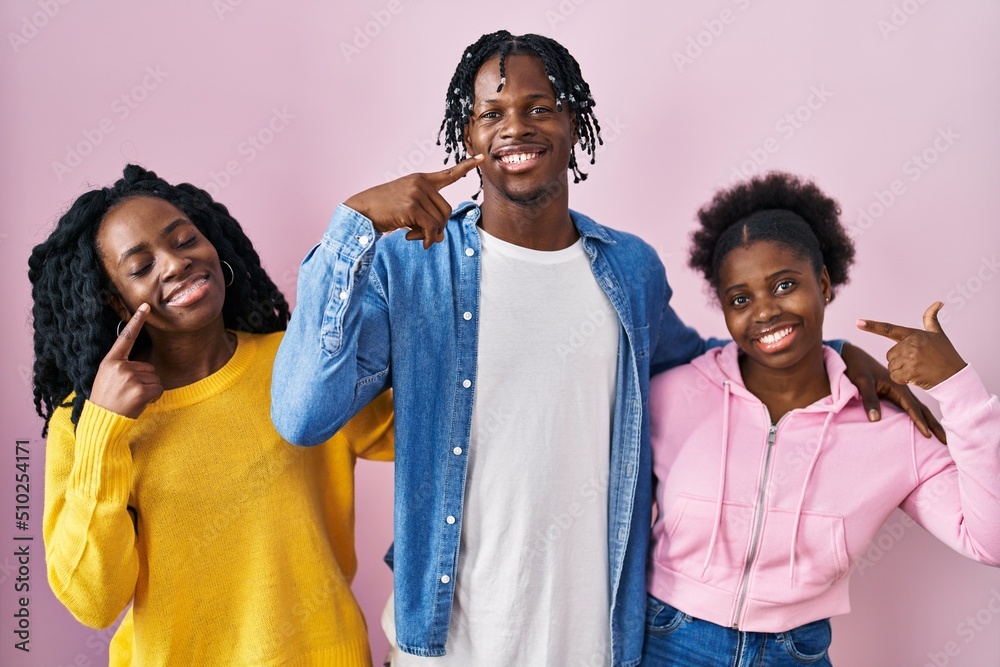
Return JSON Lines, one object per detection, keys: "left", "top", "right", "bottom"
{"left": 43, "top": 402, "right": 139, "bottom": 628}
{"left": 272, "top": 204, "right": 390, "bottom": 445}
{"left": 904, "top": 365, "right": 1000, "bottom": 563}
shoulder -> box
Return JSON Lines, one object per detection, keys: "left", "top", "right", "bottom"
{"left": 572, "top": 209, "right": 662, "bottom": 263}
{"left": 46, "top": 395, "right": 77, "bottom": 440}
{"left": 650, "top": 359, "right": 716, "bottom": 404}
{"left": 242, "top": 330, "right": 283, "bottom": 353}
{"left": 651, "top": 360, "right": 705, "bottom": 388}
{"left": 838, "top": 396, "right": 911, "bottom": 429}
{"left": 234, "top": 331, "right": 284, "bottom": 376}
{"left": 572, "top": 211, "right": 667, "bottom": 303}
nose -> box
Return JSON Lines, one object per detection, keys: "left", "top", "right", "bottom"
{"left": 753, "top": 295, "right": 781, "bottom": 323}
{"left": 160, "top": 248, "right": 192, "bottom": 282}
{"left": 499, "top": 111, "right": 534, "bottom": 140}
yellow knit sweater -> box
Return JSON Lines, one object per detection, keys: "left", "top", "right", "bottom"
{"left": 43, "top": 331, "right": 393, "bottom": 666}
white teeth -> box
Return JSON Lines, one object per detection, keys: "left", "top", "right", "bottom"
{"left": 500, "top": 152, "right": 540, "bottom": 164}
{"left": 759, "top": 326, "right": 793, "bottom": 345}
{"left": 167, "top": 277, "right": 207, "bottom": 303}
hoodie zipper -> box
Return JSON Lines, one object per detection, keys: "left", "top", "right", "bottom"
{"left": 731, "top": 417, "right": 778, "bottom": 629}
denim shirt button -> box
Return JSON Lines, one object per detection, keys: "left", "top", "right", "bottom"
{"left": 462, "top": 311, "right": 472, "bottom": 320}
{"left": 441, "top": 575, "right": 451, "bottom": 584}
{"left": 338, "top": 291, "right": 348, "bottom": 300}
{"left": 357, "top": 235, "right": 369, "bottom": 246}
{"left": 462, "top": 379, "right": 472, "bottom": 388}
{"left": 446, "top": 515, "right": 456, "bottom": 524}
{"left": 465, "top": 248, "right": 475, "bottom": 256}
{"left": 453, "top": 447, "right": 463, "bottom": 455}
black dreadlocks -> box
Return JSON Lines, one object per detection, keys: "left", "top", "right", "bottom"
{"left": 438, "top": 30, "right": 603, "bottom": 194}
{"left": 28, "top": 164, "right": 290, "bottom": 435}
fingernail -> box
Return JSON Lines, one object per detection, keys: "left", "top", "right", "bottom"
{"left": 856, "top": 319, "right": 867, "bottom": 328}
{"left": 868, "top": 409, "right": 880, "bottom": 421}
{"left": 138, "top": 303, "right": 149, "bottom": 312}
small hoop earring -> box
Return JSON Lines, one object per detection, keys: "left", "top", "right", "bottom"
{"left": 221, "top": 260, "right": 234, "bottom": 287}
{"left": 116, "top": 320, "right": 126, "bottom": 337}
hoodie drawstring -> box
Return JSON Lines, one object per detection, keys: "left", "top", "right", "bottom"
{"left": 701, "top": 381, "right": 731, "bottom": 577}
{"left": 788, "top": 411, "right": 835, "bottom": 584}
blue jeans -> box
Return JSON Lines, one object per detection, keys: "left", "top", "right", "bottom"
{"left": 639, "top": 595, "right": 832, "bottom": 667}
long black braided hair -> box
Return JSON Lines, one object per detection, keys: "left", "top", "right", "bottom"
{"left": 28, "top": 164, "right": 290, "bottom": 435}
{"left": 438, "top": 30, "right": 603, "bottom": 194}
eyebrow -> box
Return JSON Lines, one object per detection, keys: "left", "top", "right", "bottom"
{"left": 474, "top": 93, "right": 553, "bottom": 108}
{"left": 722, "top": 269, "right": 803, "bottom": 295}
{"left": 117, "top": 218, "right": 192, "bottom": 267}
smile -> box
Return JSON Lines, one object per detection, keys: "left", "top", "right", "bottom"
{"left": 499, "top": 152, "right": 542, "bottom": 164}
{"left": 757, "top": 326, "right": 794, "bottom": 345}
{"left": 752, "top": 324, "right": 800, "bottom": 353}
{"left": 164, "top": 275, "right": 210, "bottom": 307}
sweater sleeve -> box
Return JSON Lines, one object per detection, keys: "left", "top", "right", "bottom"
{"left": 343, "top": 389, "right": 394, "bottom": 462}
{"left": 899, "top": 365, "right": 1000, "bottom": 564}
{"left": 43, "top": 401, "right": 140, "bottom": 628}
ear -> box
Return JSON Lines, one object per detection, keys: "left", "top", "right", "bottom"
{"left": 463, "top": 122, "right": 475, "bottom": 157}
{"left": 102, "top": 288, "right": 131, "bottom": 323}
{"left": 819, "top": 266, "right": 832, "bottom": 304}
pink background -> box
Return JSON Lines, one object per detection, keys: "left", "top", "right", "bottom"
{"left": 2, "top": 1, "right": 999, "bottom": 665}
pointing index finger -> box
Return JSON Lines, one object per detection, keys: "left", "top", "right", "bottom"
{"left": 108, "top": 303, "right": 149, "bottom": 359}
{"left": 856, "top": 317, "right": 918, "bottom": 343}
{"left": 424, "top": 154, "right": 484, "bottom": 190}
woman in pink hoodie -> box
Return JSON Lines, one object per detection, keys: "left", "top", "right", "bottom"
{"left": 642, "top": 172, "right": 1000, "bottom": 666}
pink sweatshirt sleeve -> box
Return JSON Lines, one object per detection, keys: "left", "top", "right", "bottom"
{"left": 899, "top": 364, "right": 1000, "bottom": 565}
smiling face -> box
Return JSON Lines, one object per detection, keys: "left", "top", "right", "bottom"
{"left": 464, "top": 54, "right": 575, "bottom": 205}
{"left": 96, "top": 196, "right": 227, "bottom": 338}
{"left": 718, "top": 240, "right": 832, "bottom": 375}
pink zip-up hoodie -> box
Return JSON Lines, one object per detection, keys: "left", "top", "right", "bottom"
{"left": 647, "top": 342, "right": 1000, "bottom": 633}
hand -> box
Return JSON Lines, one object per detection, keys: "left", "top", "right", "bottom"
{"left": 89, "top": 304, "right": 164, "bottom": 419}
{"left": 858, "top": 301, "right": 967, "bottom": 391}
{"left": 343, "top": 154, "right": 484, "bottom": 250}
{"left": 840, "top": 338, "right": 947, "bottom": 443}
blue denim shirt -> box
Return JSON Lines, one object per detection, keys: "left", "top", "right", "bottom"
{"left": 272, "top": 202, "right": 725, "bottom": 666}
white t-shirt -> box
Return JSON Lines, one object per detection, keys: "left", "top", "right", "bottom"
{"left": 386, "top": 227, "right": 619, "bottom": 667}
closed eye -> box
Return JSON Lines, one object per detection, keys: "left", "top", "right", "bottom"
{"left": 131, "top": 263, "right": 152, "bottom": 278}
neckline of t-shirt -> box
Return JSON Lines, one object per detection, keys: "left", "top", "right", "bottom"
{"left": 477, "top": 225, "right": 585, "bottom": 265}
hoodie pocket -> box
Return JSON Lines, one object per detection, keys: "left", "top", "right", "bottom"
{"left": 654, "top": 494, "right": 849, "bottom": 600}
{"left": 654, "top": 494, "right": 754, "bottom": 584}
{"left": 752, "top": 507, "right": 849, "bottom": 604}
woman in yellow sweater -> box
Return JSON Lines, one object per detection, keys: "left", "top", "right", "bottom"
{"left": 29, "top": 164, "right": 393, "bottom": 666}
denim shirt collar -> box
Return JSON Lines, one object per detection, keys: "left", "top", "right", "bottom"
{"left": 455, "top": 201, "right": 616, "bottom": 248}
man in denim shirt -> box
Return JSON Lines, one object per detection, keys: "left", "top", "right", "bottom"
{"left": 272, "top": 31, "right": 939, "bottom": 667}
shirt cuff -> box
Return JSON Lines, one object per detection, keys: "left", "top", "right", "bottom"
{"left": 322, "top": 204, "right": 381, "bottom": 258}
